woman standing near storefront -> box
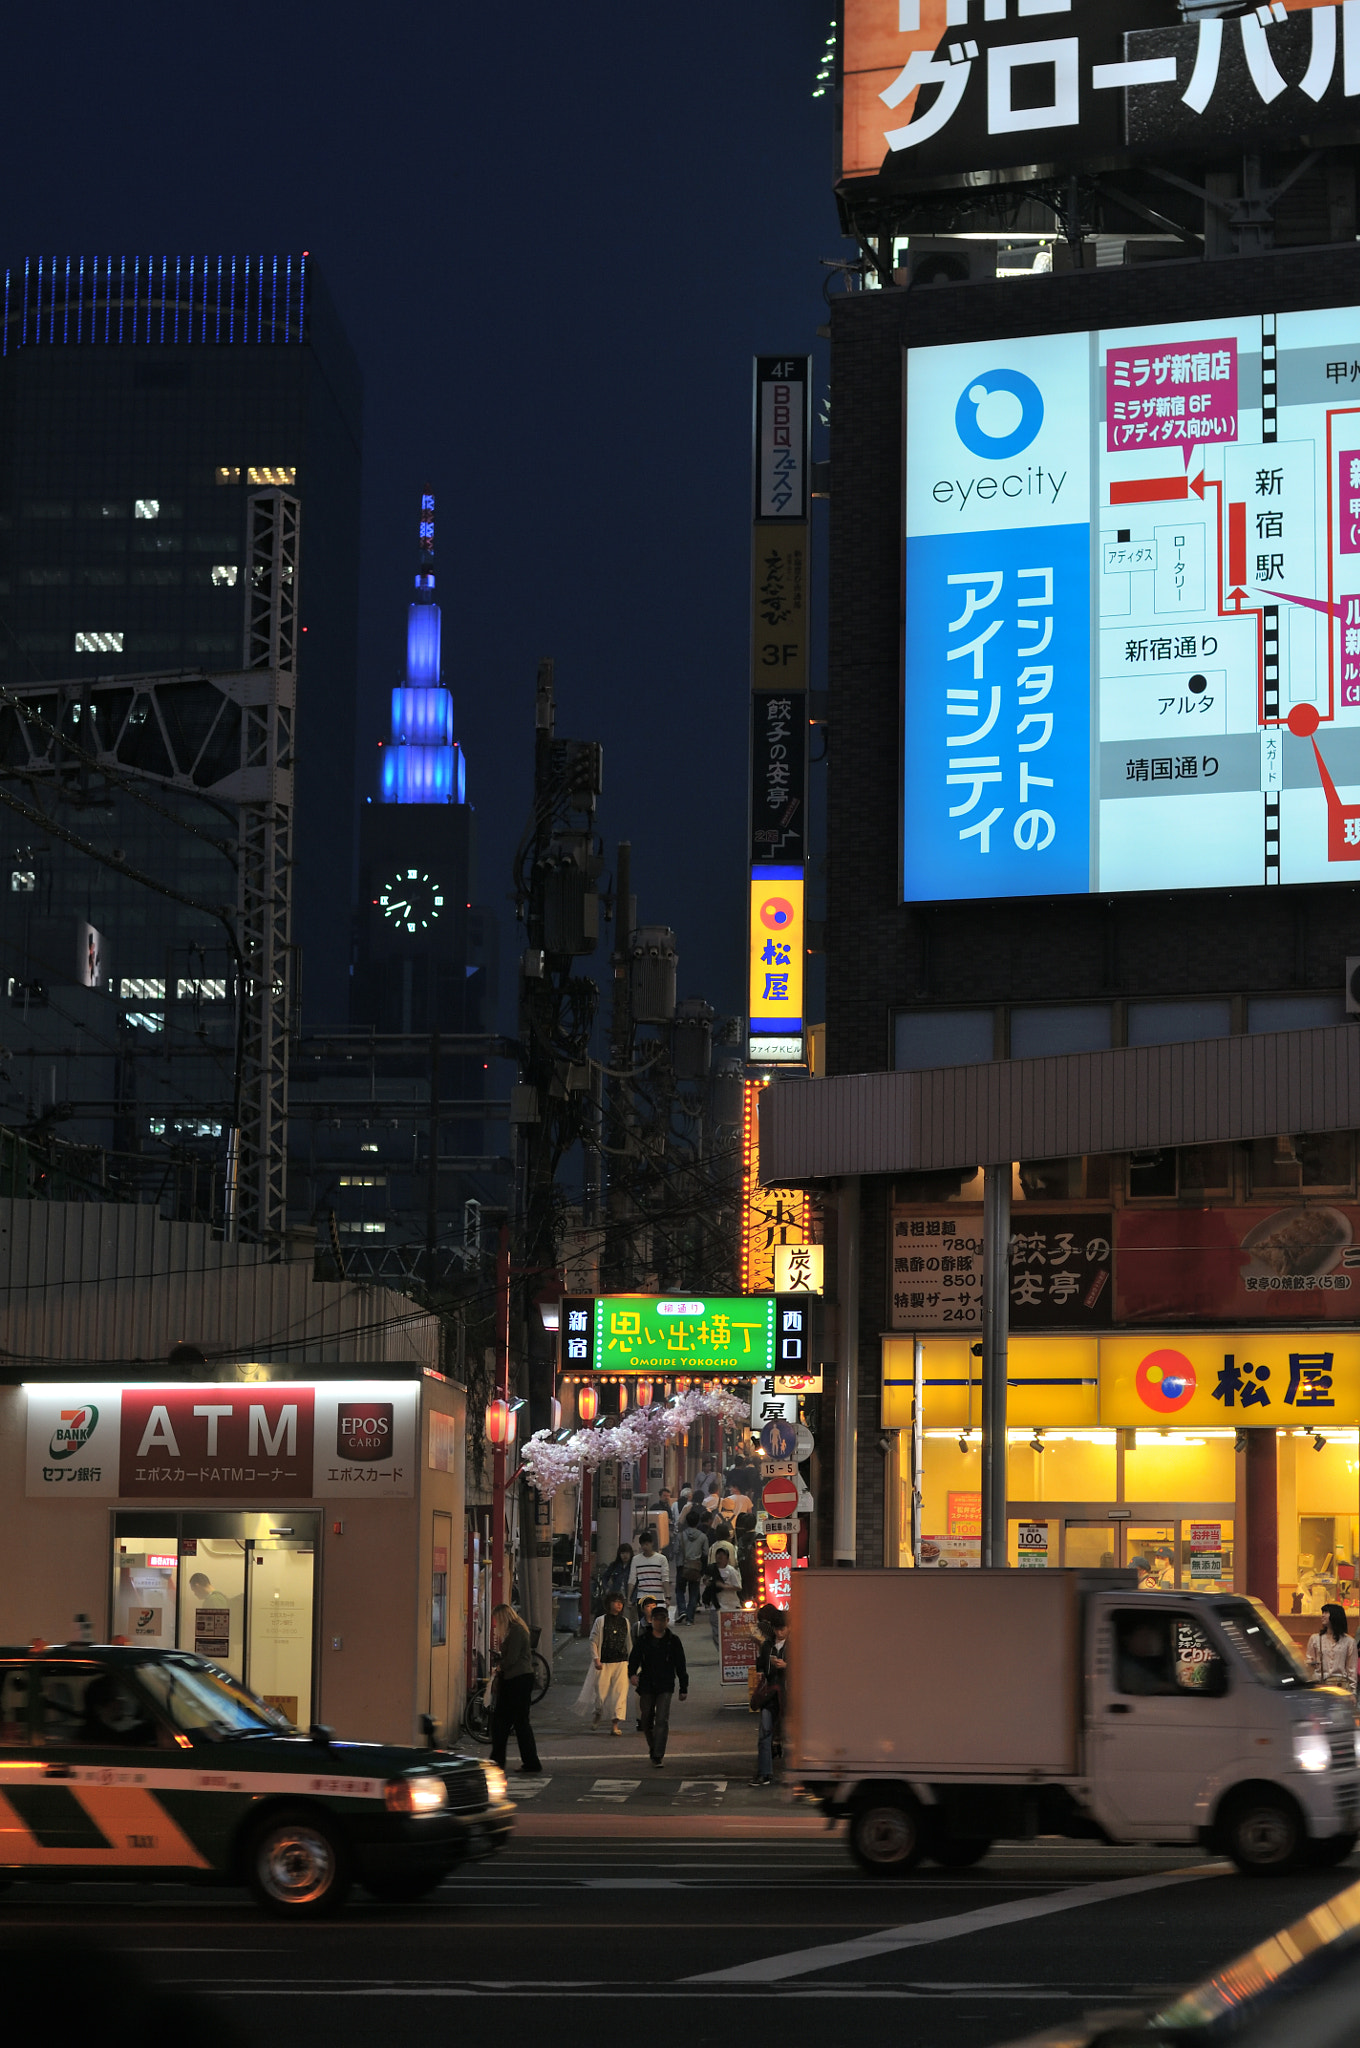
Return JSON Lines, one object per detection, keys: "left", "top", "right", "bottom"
{"left": 1306, "top": 1603, "right": 1357, "bottom": 1694}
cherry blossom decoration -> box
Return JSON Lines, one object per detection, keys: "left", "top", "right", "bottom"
{"left": 519, "top": 1386, "right": 750, "bottom": 1498}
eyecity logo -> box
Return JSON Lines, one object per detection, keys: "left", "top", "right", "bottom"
{"left": 49, "top": 1403, "right": 99, "bottom": 1460}
{"left": 954, "top": 368, "right": 1045, "bottom": 460}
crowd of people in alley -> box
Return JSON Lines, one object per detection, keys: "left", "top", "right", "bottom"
{"left": 488, "top": 1445, "right": 791, "bottom": 1787}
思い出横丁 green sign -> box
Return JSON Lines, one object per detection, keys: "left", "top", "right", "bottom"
{"left": 560, "top": 1296, "right": 777, "bottom": 1375}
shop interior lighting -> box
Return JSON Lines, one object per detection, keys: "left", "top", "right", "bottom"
{"left": 1315, "top": 1434, "right": 1328, "bottom": 1452}
{"left": 1235, "top": 1431, "right": 1249, "bottom": 1452}
{"left": 957, "top": 1435, "right": 969, "bottom": 1454}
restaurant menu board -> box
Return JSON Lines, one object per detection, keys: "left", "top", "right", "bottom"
{"left": 1017, "top": 1521, "right": 1051, "bottom": 1569}
{"left": 1190, "top": 1521, "right": 1224, "bottom": 1586}
{"left": 891, "top": 1212, "right": 1113, "bottom": 1329}
{"left": 919, "top": 1535, "right": 981, "bottom": 1568}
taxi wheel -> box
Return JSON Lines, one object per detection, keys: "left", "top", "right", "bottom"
{"left": 248, "top": 1808, "right": 352, "bottom": 1916}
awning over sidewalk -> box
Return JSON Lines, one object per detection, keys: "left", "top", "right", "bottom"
{"left": 759, "top": 1023, "right": 1360, "bottom": 1182}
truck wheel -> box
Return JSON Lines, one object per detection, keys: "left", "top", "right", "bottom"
{"left": 932, "top": 1835, "right": 993, "bottom": 1870}
{"left": 849, "top": 1794, "right": 927, "bottom": 1875}
{"left": 248, "top": 1808, "right": 352, "bottom": 1916}
{"left": 1307, "top": 1832, "right": 1357, "bottom": 1870}
{"left": 1220, "top": 1790, "right": 1305, "bottom": 1876}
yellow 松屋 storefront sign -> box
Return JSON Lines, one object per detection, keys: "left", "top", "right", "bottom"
{"left": 1100, "top": 1333, "right": 1360, "bottom": 1429}
{"left": 880, "top": 1332, "right": 1360, "bottom": 1430}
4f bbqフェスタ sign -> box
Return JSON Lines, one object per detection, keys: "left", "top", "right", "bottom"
{"left": 24, "top": 1382, "right": 420, "bottom": 1499}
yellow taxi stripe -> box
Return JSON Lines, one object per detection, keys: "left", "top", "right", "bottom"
{"left": 72, "top": 1785, "right": 210, "bottom": 1869}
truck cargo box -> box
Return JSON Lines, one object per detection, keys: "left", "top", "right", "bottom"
{"left": 788, "top": 1568, "right": 1082, "bottom": 1777}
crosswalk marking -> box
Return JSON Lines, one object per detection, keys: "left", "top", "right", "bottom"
{"left": 509, "top": 1777, "right": 552, "bottom": 1800}
{"left": 677, "top": 1780, "right": 727, "bottom": 1798}
{"left": 589, "top": 1779, "right": 641, "bottom": 1794}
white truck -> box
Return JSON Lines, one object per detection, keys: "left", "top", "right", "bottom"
{"left": 787, "top": 1568, "right": 1360, "bottom": 1877}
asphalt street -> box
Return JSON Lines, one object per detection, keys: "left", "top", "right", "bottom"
{"left": 6, "top": 1832, "right": 1360, "bottom": 2048}
{"left": 8, "top": 1633, "right": 1357, "bottom": 2044}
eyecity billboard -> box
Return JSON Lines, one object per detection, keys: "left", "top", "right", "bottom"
{"left": 903, "top": 301, "right": 1360, "bottom": 902}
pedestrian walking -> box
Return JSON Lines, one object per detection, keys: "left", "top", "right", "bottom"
{"left": 588, "top": 1591, "right": 632, "bottom": 1734}
{"left": 750, "top": 1609, "right": 788, "bottom": 1787}
{"left": 627, "top": 1599, "right": 688, "bottom": 1766}
{"left": 675, "top": 1517, "right": 710, "bottom": 1626}
{"left": 704, "top": 1540, "right": 743, "bottom": 1650}
{"left": 626, "top": 1529, "right": 671, "bottom": 1619}
{"left": 598, "top": 1542, "right": 634, "bottom": 1611}
{"left": 1307, "top": 1603, "right": 1358, "bottom": 1692}
{"left": 489, "top": 1603, "right": 542, "bottom": 1775}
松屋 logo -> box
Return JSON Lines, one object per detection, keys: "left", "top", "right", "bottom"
{"left": 955, "top": 368, "right": 1044, "bottom": 460}
{"left": 49, "top": 1403, "right": 99, "bottom": 1460}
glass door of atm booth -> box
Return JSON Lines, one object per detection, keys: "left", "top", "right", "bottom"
{"left": 112, "top": 1511, "right": 318, "bottom": 1725}
{"left": 1008, "top": 1515, "right": 1234, "bottom": 1590}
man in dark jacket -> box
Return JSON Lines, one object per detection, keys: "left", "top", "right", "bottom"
{"left": 627, "top": 1600, "right": 688, "bottom": 1766}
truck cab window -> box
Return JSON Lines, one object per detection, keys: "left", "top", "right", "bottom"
{"left": 1213, "top": 1600, "right": 1312, "bottom": 1688}
{"left": 1113, "top": 1612, "right": 1226, "bottom": 1697}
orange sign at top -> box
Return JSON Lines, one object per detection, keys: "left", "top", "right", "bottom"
{"left": 841, "top": 0, "right": 951, "bottom": 181}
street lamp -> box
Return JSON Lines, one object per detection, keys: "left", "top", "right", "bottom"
{"left": 576, "top": 1382, "right": 599, "bottom": 1426}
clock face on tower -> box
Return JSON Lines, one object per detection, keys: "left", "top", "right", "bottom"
{"left": 378, "top": 867, "right": 444, "bottom": 933}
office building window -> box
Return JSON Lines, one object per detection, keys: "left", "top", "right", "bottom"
{"left": 1127, "top": 999, "right": 1232, "bottom": 1047}
{"left": 339, "top": 1175, "right": 386, "bottom": 1188}
{"left": 1247, "top": 994, "right": 1347, "bottom": 1034}
{"left": 247, "top": 465, "right": 296, "bottom": 486}
{"left": 134, "top": 499, "right": 160, "bottom": 519}
{"left": 215, "top": 467, "right": 242, "bottom": 485}
{"left": 74, "top": 630, "right": 123, "bottom": 653}
{"left": 1010, "top": 1003, "right": 1113, "bottom": 1058}
{"left": 10, "top": 871, "right": 35, "bottom": 893}
{"left": 125, "top": 1011, "right": 165, "bottom": 1033}
{"left": 337, "top": 1220, "right": 386, "bottom": 1235}
{"left": 176, "top": 978, "right": 226, "bottom": 1000}
{"left": 895, "top": 1008, "right": 995, "bottom": 1071}
{"left": 210, "top": 565, "right": 238, "bottom": 586}
{"left": 120, "top": 978, "right": 166, "bottom": 1000}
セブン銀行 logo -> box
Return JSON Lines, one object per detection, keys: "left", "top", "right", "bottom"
{"left": 49, "top": 1403, "right": 99, "bottom": 1459}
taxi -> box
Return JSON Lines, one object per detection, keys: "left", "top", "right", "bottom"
{"left": 0, "top": 1642, "right": 514, "bottom": 1915}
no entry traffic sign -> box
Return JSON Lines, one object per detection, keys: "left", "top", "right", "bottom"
{"left": 761, "top": 1473, "right": 799, "bottom": 1519}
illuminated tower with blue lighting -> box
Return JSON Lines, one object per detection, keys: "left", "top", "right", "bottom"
{"left": 377, "top": 491, "right": 466, "bottom": 806}
{"left": 354, "top": 491, "right": 485, "bottom": 1035}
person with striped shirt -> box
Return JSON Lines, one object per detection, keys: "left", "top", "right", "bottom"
{"left": 626, "top": 1530, "right": 671, "bottom": 1621}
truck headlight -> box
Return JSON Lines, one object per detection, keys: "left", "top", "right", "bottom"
{"left": 483, "top": 1762, "right": 508, "bottom": 1804}
{"left": 385, "top": 1773, "right": 450, "bottom": 1814}
{"left": 1292, "top": 1719, "right": 1331, "bottom": 1774}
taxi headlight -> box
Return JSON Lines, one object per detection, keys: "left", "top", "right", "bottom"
{"left": 1293, "top": 1719, "right": 1331, "bottom": 1774}
{"left": 483, "top": 1762, "right": 509, "bottom": 1804}
{"left": 385, "top": 1773, "right": 450, "bottom": 1814}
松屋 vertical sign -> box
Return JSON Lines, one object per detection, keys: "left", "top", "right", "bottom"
{"left": 740, "top": 1079, "right": 810, "bottom": 1294}
{"left": 750, "top": 357, "right": 811, "bottom": 1065}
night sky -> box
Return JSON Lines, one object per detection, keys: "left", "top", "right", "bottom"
{"left": 1, "top": 2, "right": 841, "bottom": 1033}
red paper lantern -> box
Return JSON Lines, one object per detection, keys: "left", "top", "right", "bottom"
{"left": 576, "top": 1382, "right": 599, "bottom": 1425}
{"left": 636, "top": 1379, "right": 653, "bottom": 1408}
{"left": 616, "top": 1383, "right": 628, "bottom": 1415}
{"left": 485, "top": 1397, "right": 511, "bottom": 1446}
